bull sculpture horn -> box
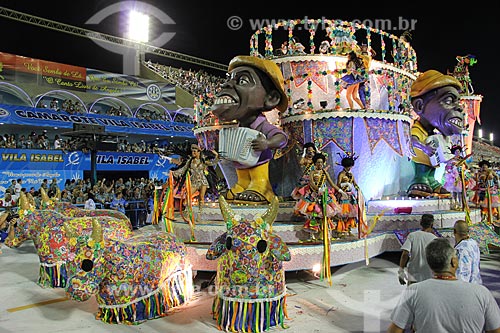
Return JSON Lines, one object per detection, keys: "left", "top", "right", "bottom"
{"left": 260, "top": 195, "right": 279, "bottom": 230}
{"left": 90, "top": 218, "right": 104, "bottom": 243}
{"left": 40, "top": 187, "right": 51, "bottom": 204}
{"left": 218, "top": 196, "right": 237, "bottom": 229}
{"left": 19, "top": 191, "right": 30, "bottom": 210}
{"left": 26, "top": 192, "right": 36, "bottom": 209}
{"left": 63, "top": 221, "right": 79, "bottom": 239}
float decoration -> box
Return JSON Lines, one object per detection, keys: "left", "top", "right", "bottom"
{"left": 206, "top": 196, "right": 291, "bottom": 333}
{"left": 65, "top": 226, "right": 193, "bottom": 325}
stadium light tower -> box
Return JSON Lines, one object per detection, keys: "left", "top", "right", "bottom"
{"left": 126, "top": 10, "right": 150, "bottom": 76}
{"left": 490, "top": 132, "right": 494, "bottom": 145}
{"left": 128, "top": 10, "right": 149, "bottom": 42}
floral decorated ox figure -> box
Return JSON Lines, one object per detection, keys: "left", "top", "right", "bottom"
{"left": 206, "top": 196, "right": 291, "bottom": 333}
{"left": 4, "top": 192, "right": 133, "bottom": 288}
{"left": 65, "top": 221, "right": 193, "bottom": 325}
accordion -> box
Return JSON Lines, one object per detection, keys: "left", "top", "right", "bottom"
{"left": 425, "top": 134, "right": 453, "bottom": 167}
{"left": 219, "top": 127, "right": 262, "bottom": 167}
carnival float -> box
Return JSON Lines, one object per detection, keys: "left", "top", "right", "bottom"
{"left": 159, "top": 18, "right": 500, "bottom": 277}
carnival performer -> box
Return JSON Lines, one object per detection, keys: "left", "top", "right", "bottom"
{"left": 291, "top": 142, "right": 320, "bottom": 200}
{"left": 327, "top": 24, "right": 360, "bottom": 55}
{"left": 443, "top": 144, "right": 473, "bottom": 210}
{"left": 294, "top": 153, "right": 345, "bottom": 241}
{"left": 340, "top": 51, "right": 367, "bottom": 110}
{"left": 472, "top": 160, "right": 500, "bottom": 223}
{"left": 448, "top": 54, "right": 477, "bottom": 95}
{"left": 171, "top": 144, "right": 220, "bottom": 206}
{"left": 336, "top": 153, "right": 360, "bottom": 237}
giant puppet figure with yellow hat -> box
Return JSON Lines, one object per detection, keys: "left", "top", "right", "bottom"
{"left": 407, "top": 69, "right": 464, "bottom": 197}
{"left": 211, "top": 55, "right": 288, "bottom": 204}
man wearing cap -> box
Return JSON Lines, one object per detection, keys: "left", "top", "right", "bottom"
{"left": 211, "top": 55, "right": 288, "bottom": 204}
{"left": 407, "top": 69, "right": 464, "bottom": 197}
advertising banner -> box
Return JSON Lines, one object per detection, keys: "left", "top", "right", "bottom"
{"left": 0, "top": 104, "right": 195, "bottom": 138}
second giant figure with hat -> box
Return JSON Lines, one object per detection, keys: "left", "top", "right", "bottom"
{"left": 211, "top": 56, "right": 288, "bottom": 204}
{"left": 407, "top": 69, "right": 464, "bottom": 197}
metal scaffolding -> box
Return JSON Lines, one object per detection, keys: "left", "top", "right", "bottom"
{"left": 0, "top": 6, "right": 227, "bottom": 72}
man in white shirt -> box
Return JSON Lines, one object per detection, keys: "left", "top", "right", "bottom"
{"left": 388, "top": 238, "right": 500, "bottom": 333}
{"left": 14, "top": 178, "right": 22, "bottom": 201}
{"left": 84, "top": 192, "right": 96, "bottom": 210}
{"left": 398, "top": 213, "right": 437, "bottom": 285}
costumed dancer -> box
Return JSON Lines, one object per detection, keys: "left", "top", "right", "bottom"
{"left": 472, "top": 160, "right": 500, "bottom": 223}
{"left": 171, "top": 144, "right": 220, "bottom": 207}
{"left": 290, "top": 142, "right": 320, "bottom": 200}
{"left": 340, "top": 51, "right": 367, "bottom": 110}
{"left": 327, "top": 24, "right": 360, "bottom": 55}
{"left": 294, "top": 153, "right": 345, "bottom": 241}
{"left": 336, "top": 153, "right": 360, "bottom": 237}
{"left": 443, "top": 144, "right": 473, "bottom": 210}
{"left": 448, "top": 54, "right": 477, "bottom": 96}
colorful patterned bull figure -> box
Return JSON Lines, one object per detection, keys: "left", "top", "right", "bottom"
{"left": 65, "top": 222, "right": 193, "bottom": 325}
{"left": 4, "top": 192, "right": 133, "bottom": 288}
{"left": 206, "top": 196, "right": 291, "bottom": 333}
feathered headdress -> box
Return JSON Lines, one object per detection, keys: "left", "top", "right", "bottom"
{"left": 336, "top": 151, "right": 358, "bottom": 166}
{"left": 449, "top": 144, "right": 463, "bottom": 154}
{"left": 400, "top": 30, "right": 412, "bottom": 42}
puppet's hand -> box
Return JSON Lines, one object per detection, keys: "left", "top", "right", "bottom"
{"left": 422, "top": 142, "right": 437, "bottom": 156}
{"left": 251, "top": 134, "right": 268, "bottom": 151}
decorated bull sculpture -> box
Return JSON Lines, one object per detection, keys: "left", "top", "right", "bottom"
{"left": 65, "top": 222, "right": 193, "bottom": 325}
{"left": 206, "top": 196, "right": 291, "bottom": 333}
{"left": 4, "top": 192, "right": 133, "bottom": 288}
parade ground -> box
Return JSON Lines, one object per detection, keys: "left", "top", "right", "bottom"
{"left": 1, "top": 224, "right": 499, "bottom": 333}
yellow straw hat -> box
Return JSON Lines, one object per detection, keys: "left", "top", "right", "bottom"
{"left": 410, "top": 69, "right": 462, "bottom": 98}
{"left": 228, "top": 55, "right": 288, "bottom": 112}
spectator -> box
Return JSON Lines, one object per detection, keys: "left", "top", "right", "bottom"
{"left": 0, "top": 192, "right": 15, "bottom": 211}
{"left": 40, "top": 179, "right": 48, "bottom": 192}
{"left": 49, "top": 178, "right": 59, "bottom": 194}
{"left": 110, "top": 191, "right": 128, "bottom": 214}
{"left": 7, "top": 180, "right": 16, "bottom": 195}
{"left": 398, "top": 213, "right": 437, "bottom": 285}
{"left": 84, "top": 192, "right": 96, "bottom": 210}
{"left": 145, "top": 191, "right": 154, "bottom": 225}
{"left": 60, "top": 190, "right": 71, "bottom": 203}
{"left": 387, "top": 238, "right": 500, "bottom": 333}
{"left": 14, "top": 178, "right": 22, "bottom": 201}
{"left": 54, "top": 135, "right": 62, "bottom": 150}
{"left": 18, "top": 135, "right": 27, "bottom": 149}
{"left": 454, "top": 219, "right": 483, "bottom": 284}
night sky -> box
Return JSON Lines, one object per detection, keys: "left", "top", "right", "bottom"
{"left": 0, "top": 1, "right": 498, "bottom": 140}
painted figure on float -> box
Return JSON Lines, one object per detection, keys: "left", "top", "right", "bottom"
{"left": 448, "top": 54, "right": 477, "bottom": 96}
{"left": 406, "top": 70, "right": 464, "bottom": 198}
{"left": 211, "top": 55, "right": 288, "bottom": 205}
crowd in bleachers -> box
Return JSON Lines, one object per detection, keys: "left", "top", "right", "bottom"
{"left": 0, "top": 176, "right": 161, "bottom": 228}
{"left": 0, "top": 130, "right": 196, "bottom": 154}
{"left": 37, "top": 98, "right": 86, "bottom": 114}
{"left": 145, "top": 60, "right": 224, "bottom": 101}
{"left": 36, "top": 96, "right": 195, "bottom": 124}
